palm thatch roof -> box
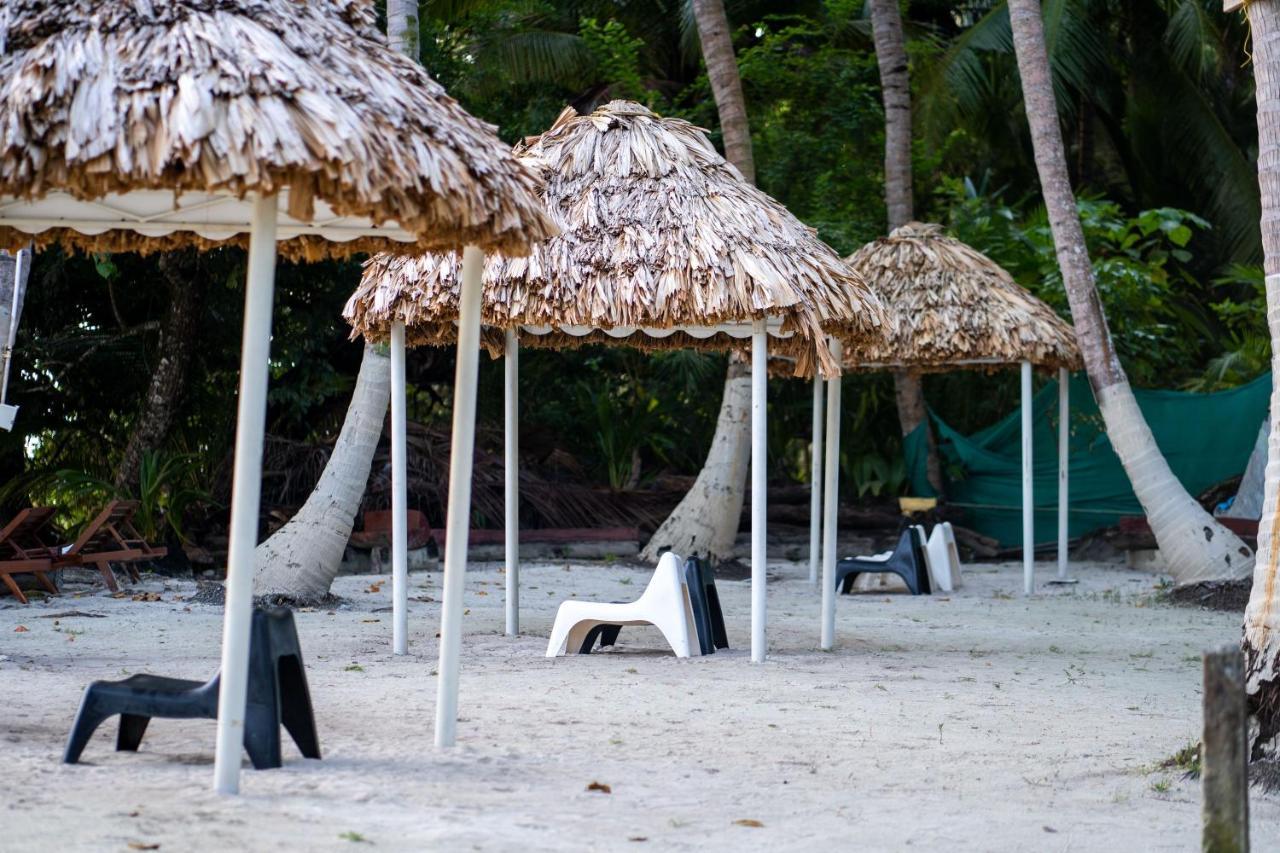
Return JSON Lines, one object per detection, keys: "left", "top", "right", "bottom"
{"left": 344, "top": 101, "right": 887, "bottom": 377}
{"left": 0, "top": 0, "right": 555, "bottom": 260}
{"left": 843, "top": 222, "right": 1082, "bottom": 372}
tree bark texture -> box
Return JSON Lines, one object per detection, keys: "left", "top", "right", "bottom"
{"left": 115, "top": 252, "right": 202, "bottom": 490}
{"left": 1007, "top": 0, "right": 1251, "bottom": 587}
{"left": 1244, "top": 0, "right": 1280, "bottom": 761}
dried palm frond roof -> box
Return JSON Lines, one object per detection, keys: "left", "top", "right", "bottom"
{"left": 843, "top": 222, "right": 1081, "bottom": 372}
{"left": 344, "top": 101, "right": 887, "bottom": 377}
{"left": 0, "top": 0, "right": 554, "bottom": 260}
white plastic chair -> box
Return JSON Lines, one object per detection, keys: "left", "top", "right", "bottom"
{"left": 926, "top": 522, "right": 962, "bottom": 591}
{"left": 545, "top": 552, "right": 698, "bottom": 658}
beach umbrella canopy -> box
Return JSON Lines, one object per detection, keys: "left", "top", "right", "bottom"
{"left": 0, "top": 0, "right": 553, "bottom": 258}
{"left": 341, "top": 101, "right": 889, "bottom": 709}
{"left": 0, "top": 0, "right": 553, "bottom": 794}
{"left": 344, "top": 100, "right": 887, "bottom": 377}
{"left": 818, "top": 223, "right": 1082, "bottom": 651}
{"left": 842, "top": 222, "right": 1080, "bottom": 371}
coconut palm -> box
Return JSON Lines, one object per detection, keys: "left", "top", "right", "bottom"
{"left": 1242, "top": 0, "right": 1280, "bottom": 757}
{"left": 249, "top": 0, "right": 424, "bottom": 599}
{"left": 1006, "top": 0, "right": 1253, "bottom": 588}
{"left": 866, "top": 0, "right": 943, "bottom": 494}
{"left": 640, "top": 0, "right": 758, "bottom": 563}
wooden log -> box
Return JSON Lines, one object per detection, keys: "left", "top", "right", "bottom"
{"left": 1202, "top": 644, "right": 1249, "bottom": 853}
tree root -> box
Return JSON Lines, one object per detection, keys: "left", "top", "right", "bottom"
{"left": 1167, "top": 579, "right": 1251, "bottom": 612}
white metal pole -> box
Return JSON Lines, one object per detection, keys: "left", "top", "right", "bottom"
{"left": 1022, "top": 361, "right": 1034, "bottom": 595}
{"left": 435, "top": 245, "right": 484, "bottom": 748}
{"left": 390, "top": 321, "right": 409, "bottom": 656}
{"left": 1, "top": 247, "right": 27, "bottom": 403}
{"left": 820, "top": 340, "right": 843, "bottom": 651}
{"left": 213, "top": 194, "right": 278, "bottom": 795}
{"left": 1057, "top": 367, "right": 1069, "bottom": 580}
{"left": 751, "top": 319, "right": 768, "bottom": 663}
{"left": 809, "top": 375, "right": 824, "bottom": 584}
{"left": 504, "top": 328, "right": 519, "bottom": 636}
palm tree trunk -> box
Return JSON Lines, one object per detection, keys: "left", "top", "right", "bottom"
{"left": 644, "top": 0, "right": 754, "bottom": 562}
{"left": 249, "top": 4, "right": 419, "bottom": 597}
{"left": 253, "top": 344, "right": 390, "bottom": 599}
{"left": 691, "top": 0, "right": 754, "bottom": 184}
{"left": 115, "top": 252, "right": 202, "bottom": 490}
{"left": 866, "top": 0, "right": 944, "bottom": 495}
{"left": 1007, "top": 0, "right": 1251, "bottom": 587}
{"left": 1243, "top": 0, "right": 1280, "bottom": 758}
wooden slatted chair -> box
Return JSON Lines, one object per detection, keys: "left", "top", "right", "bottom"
{"left": 50, "top": 501, "right": 147, "bottom": 593}
{"left": 0, "top": 507, "right": 59, "bottom": 604}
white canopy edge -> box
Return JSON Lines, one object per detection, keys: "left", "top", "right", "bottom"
{"left": 521, "top": 319, "right": 795, "bottom": 340}
{"left": 0, "top": 190, "right": 417, "bottom": 244}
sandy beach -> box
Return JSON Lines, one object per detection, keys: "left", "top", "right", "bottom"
{"left": 2, "top": 557, "right": 1275, "bottom": 852}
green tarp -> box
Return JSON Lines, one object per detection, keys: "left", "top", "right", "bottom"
{"left": 903, "top": 371, "right": 1272, "bottom": 547}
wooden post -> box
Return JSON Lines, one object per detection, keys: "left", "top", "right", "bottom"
{"left": 1202, "top": 644, "right": 1249, "bottom": 853}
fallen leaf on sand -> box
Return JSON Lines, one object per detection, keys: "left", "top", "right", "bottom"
{"left": 13, "top": 625, "right": 28, "bottom": 632}
{"left": 127, "top": 842, "right": 160, "bottom": 850}
{"left": 628, "top": 837, "right": 648, "bottom": 843}
{"left": 733, "top": 819, "right": 764, "bottom": 828}
{"left": 586, "top": 781, "right": 612, "bottom": 794}
{"left": 131, "top": 592, "right": 162, "bottom": 602}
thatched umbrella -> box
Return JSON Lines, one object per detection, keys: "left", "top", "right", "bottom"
{"left": 817, "top": 223, "right": 1082, "bottom": 645}
{"left": 0, "top": 0, "right": 553, "bottom": 791}
{"left": 347, "top": 101, "right": 888, "bottom": 668}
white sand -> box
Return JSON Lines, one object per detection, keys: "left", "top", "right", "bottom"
{"left": 2, "top": 558, "right": 1276, "bottom": 851}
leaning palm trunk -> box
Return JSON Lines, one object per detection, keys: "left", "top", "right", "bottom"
{"left": 643, "top": 0, "right": 755, "bottom": 563}
{"left": 1007, "top": 0, "right": 1251, "bottom": 587}
{"left": 866, "top": 0, "right": 943, "bottom": 494}
{"left": 1243, "top": 0, "right": 1280, "bottom": 755}
{"left": 640, "top": 358, "right": 750, "bottom": 561}
{"left": 253, "top": 344, "right": 390, "bottom": 598}
{"left": 250, "top": 3, "right": 417, "bottom": 598}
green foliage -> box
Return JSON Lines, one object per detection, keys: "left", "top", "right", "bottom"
{"left": 579, "top": 18, "right": 646, "bottom": 101}
{"left": 938, "top": 178, "right": 1222, "bottom": 386}
{"left": 846, "top": 451, "right": 907, "bottom": 498}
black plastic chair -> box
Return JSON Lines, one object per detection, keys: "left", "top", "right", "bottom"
{"left": 834, "top": 527, "right": 932, "bottom": 596}
{"left": 64, "top": 607, "right": 320, "bottom": 769}
{"left": 577, "top": 556, "right": 728, "bottom": 655}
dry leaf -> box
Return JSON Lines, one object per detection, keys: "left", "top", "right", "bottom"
{"left": 13, "top": 625, "right": 28, "bottom": 632}
{"left": 586, "top": 781, "right": 612, "bottom": 794}
{"left": 127, "top": 843, "right": 160, "bottom": 850}
{"left": 733, "top": 819, "right": 764, "bottom": 828}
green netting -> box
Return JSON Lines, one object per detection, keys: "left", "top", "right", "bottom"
{"left": 903, "top": 371, "right": 1271, "bottom": 547}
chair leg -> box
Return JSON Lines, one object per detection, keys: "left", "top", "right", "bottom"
{"left": 242, "top": 703, "right": 283, "bottom": 770}
{"left": 545, "top": 609, "right": 577, "bottom": 657}
{"left": 64, "top": 695, "right": 113, "bottom": 764}
{"left": 116, "top": 714, "right": 150, "bottom": 752}
{"left": 93, "top": 561, "right": 120, "bottom": 593}
{"left": 564, "top": 621, "right": 596, "bottom": 657}
{"left": 599, "top": 625, "right": 621, "bottom": 648}
{"left": 840, "top": 572, "right": 857, "bottom": 595}
{"left": 1, "top": 573, "right": 29, "bottom": 604}
{"left": 650, "top": 609, "right": 692, "bottom": 658}
{"left": 577, "top": 624, "right": 606, "bottom": 654}
{"left": 277, "top": 656, "right": 321, "bottom": 760}
{"left": 34, "top": 570, "right": 59, "bottom": 596}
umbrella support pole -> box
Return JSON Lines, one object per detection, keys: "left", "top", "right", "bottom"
{"left": 435, "top": 245, "right": 484, "bottom": 748}
{"left": 505, "top": 329, "right": 519, "bottom": 636}
{"left": 1022, "top": 360, "right": 1034, "bottom": 595}
{"left": 809, "top": 375, "right": 823, "bottom": 585}
{"left": 1057, "top": 367, "right": 1071, "bottom": 581}
{"left": 820, "top": 340, "right": 843, "bottom": 651}
{"left": 751, "top": 320, "right": 767, "bottom": 663}
{"left": 391, "top": 321, "right": 408, "bottom": 655}
{"left": 213, "top": 193, "right": 278, "bottom": 795}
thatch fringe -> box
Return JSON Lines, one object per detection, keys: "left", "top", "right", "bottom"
{"left": 0, "top": 0, "right": 555, "bottom": 260}
{"left": 344, "top": 101, "right": 888, "bottom": 377}
{"left": 844, "top": 223, "right": 1082, "bottom": 372}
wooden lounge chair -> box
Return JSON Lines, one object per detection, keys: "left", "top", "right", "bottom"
{"left": 0, "top": 507, "right": 59, "bottom": 604}
{"left": 50, "top": 500, "right": 150, "bottom": 593}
